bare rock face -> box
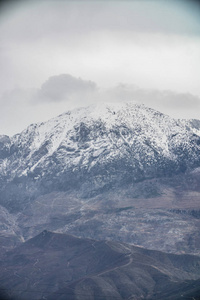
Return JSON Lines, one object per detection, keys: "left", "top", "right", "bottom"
{"left": 0, "top": 135, "right": 11, "bottom": 160}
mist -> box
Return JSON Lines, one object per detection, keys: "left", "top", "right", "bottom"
{"left": 0, "top": 0, "right": 200, "bottom": 135}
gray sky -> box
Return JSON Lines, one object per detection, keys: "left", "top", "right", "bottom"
{"left": 0, "top": 0, "right": 200, "bottom": 135}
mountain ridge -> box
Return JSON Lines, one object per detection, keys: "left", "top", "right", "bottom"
{"left": 1, "top": 102, "right": 200, "bottom": 212}
{"left": 1, "top": 230, "right": 200, "bottom": 300}
{"left": 1, "top": 102, "right": 200, "bottom": 257}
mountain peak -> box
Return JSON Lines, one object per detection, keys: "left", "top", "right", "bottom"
{"left": 1, "top": 102, "right": 200, "bottom": 212}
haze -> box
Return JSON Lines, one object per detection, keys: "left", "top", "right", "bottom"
{"left": 0, "top": 0, "right": 200, "bottom": 136}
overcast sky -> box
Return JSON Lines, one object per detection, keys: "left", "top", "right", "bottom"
{"left": 0, "top": 0, "right": 200, "bottom": 136}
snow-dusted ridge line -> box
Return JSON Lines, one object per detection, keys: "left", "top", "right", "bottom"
{"left": 9, "top": 102, "right": 138, "bottom": 158}
{"left": 1, "top": 102, "right": 200, "bottom": 189}
{"left": 10, "top": 101, "right": 194, "bottom": 156}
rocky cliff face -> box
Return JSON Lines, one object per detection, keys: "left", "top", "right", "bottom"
{"left": 1, "top": 102, "right": 200, "bottom": 212}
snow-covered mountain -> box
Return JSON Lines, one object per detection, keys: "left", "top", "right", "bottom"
{"left": 1, "top": 102, "right": 200, "bottom": 212}
{"left": 1, "top": 102, "right": 200, "bottom": 256}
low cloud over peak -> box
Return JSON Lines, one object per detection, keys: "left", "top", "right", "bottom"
{"left": 1, "top": 73, "right": 200, "bottom": 136}
{"left": 37, "top": 74, "right": 97, "bottom": 102}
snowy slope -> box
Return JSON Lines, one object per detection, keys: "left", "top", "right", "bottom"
{"left": 1, "top": 102, "right": 200, "bottom": 211}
